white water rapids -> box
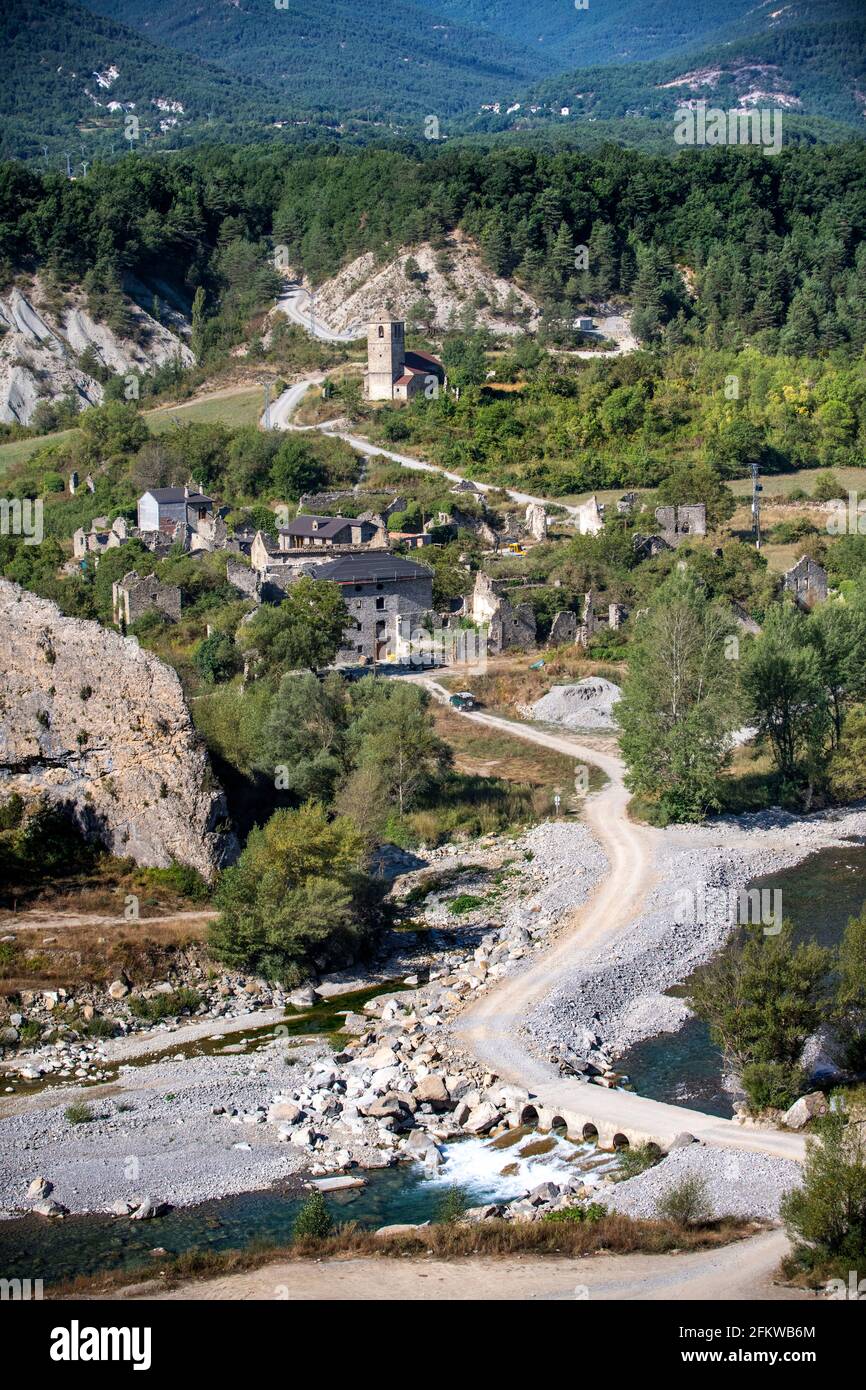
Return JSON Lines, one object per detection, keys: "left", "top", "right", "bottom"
{"left": 415, "top": 1129, "right": 621, "bottom": 1203}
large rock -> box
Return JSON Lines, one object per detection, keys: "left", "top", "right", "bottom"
{"left": 783, "top": 1092, "right": 829, "bottom": 1130}
{"left": 412, "top": 1075, "right": 450, "bottom": 1110}
{"left": 462, "top": 1102, "right": 500, "bottom": 1135}
{"left": 0, "top": 580, "right": 237, "bottom": 878}
{"left": 0, "top": 276, "right": 193, "bottom": 427}
{"left": 34, "top": 1199, "right": 68, "bottom": 1218}
{"left": 268, "top": 1101, "right": 304, "bottom": 1125}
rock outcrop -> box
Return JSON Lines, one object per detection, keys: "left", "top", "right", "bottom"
{"left": 0, "top": 580, "right": 236, "bottom": 878}
{"left": 296, "top": 230, "right": 540, "bottom": 338}
{"left": 0, "top": 276, "right": 193, "bottom": 425}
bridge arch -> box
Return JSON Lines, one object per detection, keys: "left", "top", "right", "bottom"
{"left": 520, "top": 1104, "right": 539, "bottom": 1127}
{"left": 582, "top": 1122, "right": 598, "bottom": 1142}
{"left": 612, "top": 1132, "right": 630, "bottom": 1150}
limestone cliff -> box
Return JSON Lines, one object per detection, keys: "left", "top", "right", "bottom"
{"left": 0, "top": 580, "right": 237, "bottom": 879}
{"left": 0, "top": 275, "right": 193, "bottom": 426}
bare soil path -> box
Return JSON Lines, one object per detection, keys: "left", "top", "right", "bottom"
{"left": 125, "top": 1228, "right": 809, "bottom": 1302}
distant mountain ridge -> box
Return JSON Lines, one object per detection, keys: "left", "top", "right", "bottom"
{"left": 1, "top": 0, "right": 862, "bottom": 164}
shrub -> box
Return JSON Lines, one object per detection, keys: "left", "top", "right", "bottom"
{"left": 194, "top": 631, "right": 241, "bottom": 684}
{"left": 656, "top": 1173, "right": 712, "bottom": 1226}
{"left": 617, "top": 1143, "right": 661, "bottom": 1179}
{"left": 292, "top": 1190, "right": 333, "bottom": 1241}
{"left": 127, "top": 988, "right": 201, "bottom": 1022}
{"left": 543, "top": 1203, "right": 606, "bottom": 1224}
{"left": 742, "top": 1060, "right": 805, "bottom": 1112}
{"left": 65, "top": 1102, "right": 94, "bottom": 1125}
{"left": 210, "top": 803, "right": 383, "bottom": 982}
{"left": 81, "top": 1016, "right": 117, "bottom": 1039}
{"left": 447, "top": 893, "right": 486, "bottom": 915}
{"left": 435, "top": 1186, "right": 469, "bottom": 1224}
{"left": 812, "top": 470, "right": 844, "bottom": 502}
{"left": 780, "top": 1111, "right": 866, "bottom": 1277}
{"left": 0, "top": 793, "right": 24, "bottom": 830}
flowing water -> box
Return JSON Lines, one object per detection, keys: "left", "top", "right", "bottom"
{"left": 0, "top": 1128, "right": 619, "bottom": 1284}
{"left": 619, "top": 843, "right": 866, "bottom": 1117}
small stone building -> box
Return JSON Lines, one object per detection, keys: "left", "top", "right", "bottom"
{"left": 471, "top": 571, "right": 537, "bottom": 653}
{"left": 783, "top": 556, "right": 828, "bottom": 609}
{"left": 112, "top": 571, "right": 182, "bottom": 627}
{"left": 279, "top": 514, "right": 387, "bottom": 550}
{"left": 137, "top": 485, "right": 214, "bottom": 536}
{"left": 311, "top": 551, "right": 434, "bottom": 663}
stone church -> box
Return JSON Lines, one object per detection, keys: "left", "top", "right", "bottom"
{"left": 363, "top": 316, "right": 444, "bottom": 401}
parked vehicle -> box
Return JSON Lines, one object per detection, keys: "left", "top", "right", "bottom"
{"left": 449, "top": 691, "right": 476, "bottom": 710}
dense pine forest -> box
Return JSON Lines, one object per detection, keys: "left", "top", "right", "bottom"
{"left": 3, "top": 140, "right": 865, "bottom": 356}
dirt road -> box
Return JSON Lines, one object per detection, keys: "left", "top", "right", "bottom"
{"left": 128, "top": 1228, "right": 808, "bottom": 1302}
{"left": 414, "top": 682, "right": 806, "bottom": 1162}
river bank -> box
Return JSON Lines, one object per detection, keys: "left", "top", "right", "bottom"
{"left": 523, "top": 804, "right": 866, "bottom": 1084}
{"left": 0, "top": 820, "right": 605, "bottom": 1220}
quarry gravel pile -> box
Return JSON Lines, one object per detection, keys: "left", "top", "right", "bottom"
{"left": 603, "top": 1144, "right": 802, "bottom": 1221}
{"left": 531, "top": 679, "right": 622, "bottom": 731}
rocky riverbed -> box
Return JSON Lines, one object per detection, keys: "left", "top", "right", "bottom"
{"left": 0, "top": 821, "right": 608, "bottom": 1220}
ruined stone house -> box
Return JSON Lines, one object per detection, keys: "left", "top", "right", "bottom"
{"left": 575, "top": 494, "right": 605, "bottom": 536}
{"left": 524, "top": 503, "right": 548, "bottom": 540}
{"left": 112, "top": 571, "right": 182, "bottom": 627}
{"left": 471, "top": 571, "right": 537, "bottom": 652}
{"left": 654, "top": 503, "right": 707, "bottom": 544}
{"left": 73, "top": 515, "right": 130, "bottom": 561}
{"left": 783, "top": 555, "right": 828, "bottom": 609}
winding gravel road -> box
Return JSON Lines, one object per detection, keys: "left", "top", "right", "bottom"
{"left": 262, "top": 375, "right": 586, "bottom": 518}
{"left": 415, "top": 680, "right": 806, "bottom": 1165}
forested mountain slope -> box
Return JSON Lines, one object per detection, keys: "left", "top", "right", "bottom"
{"left": 80, "top": 0, "right": 547, "bottom": 117}
{"left": 3, "top": 140, "right": 865, "bottom": 361}
{"left": 0, "top": 0, "right": 285, "bottom": 162}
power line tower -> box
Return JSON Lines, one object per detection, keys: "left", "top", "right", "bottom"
{"left": 751, "top": 459, "right": 763, "bottom": 550}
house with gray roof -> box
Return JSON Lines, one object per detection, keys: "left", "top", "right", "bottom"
{"left": 311, "top": 551, "right": 434, "bottom": 664}
{"left": 137, "top": 485, "right": 214, "bottom": 536}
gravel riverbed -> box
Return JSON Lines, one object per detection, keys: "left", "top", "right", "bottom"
{"left": 525, "top": 804, "right": 866, "bottom": 1065}
{"left": 603, "top": 1144, "right": 802, "bottom": 1222}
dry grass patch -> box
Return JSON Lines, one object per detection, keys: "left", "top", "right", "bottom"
{"left": 49, "top": 1214, "right": 758, "bottom": 1299}
{"left": 432, "top": 704, "right": 575, "bottom": 790}
{"left": 439, "top": 652, "right": 625, "bottom": 719}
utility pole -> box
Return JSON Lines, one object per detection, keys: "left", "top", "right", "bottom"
{"left": 263, "top": 382, "right": 271, "bottom": 431}
{"left": 751, "top": 458, "right": 763, "bottom": 550}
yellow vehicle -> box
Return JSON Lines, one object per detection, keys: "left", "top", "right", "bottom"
{"left": 504, "top": 542, "right": 525, "bottom": 555}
